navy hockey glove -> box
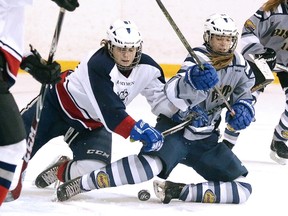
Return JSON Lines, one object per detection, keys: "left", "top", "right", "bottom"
{"left": 255, "top": 47, "right": 276, "bottom": 70}
{"left": 130, "top": 120, "right": 164, "bottom": 152}
{"left": 225, "top": 99, "right": 255, "bottom": 131}
{"left": 172, "top": 105, "right": 208, "bottom": 127}
{"left": 20, "top": 45, "right": 61, "bottom": 84}
{"left": 184, "top": 63, "right": 218, "bottom": 91}
{"left": 52, "top": 0, "right": 79, "bottom": 11}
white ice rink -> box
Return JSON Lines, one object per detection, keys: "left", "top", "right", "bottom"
{"left": 1, "top": 74, "right": 288, "bottom": 216}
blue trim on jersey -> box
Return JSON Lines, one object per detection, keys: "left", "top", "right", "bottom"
{"left": 231, "top": 181, "right": 240, "bottom": 204}
{"left": 122, "top": 157, "right": 134, "bottom": 184}
{"left": 87, "top": 48, "right": 129, "bottom": 131}
{"left": 214, "top": 181, "right": 221, "bottom": 203}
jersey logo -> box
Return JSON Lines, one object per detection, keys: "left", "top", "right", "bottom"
{"left": 244, "top": 19, "right": 256, "bottom": 32}
{"left": 211, "top": 85, "right": 232, "bottom": 103}
{"left": 202, "top": 189, "right": 216, "bottom": 203}
{"left": 117, "top": 89, "right": 129, "bottom": 103}
{"left": 96, "top": 171, "right": 110, "bottom": 188}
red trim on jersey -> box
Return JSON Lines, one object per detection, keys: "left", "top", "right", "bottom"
{"left": 0, "top": 185, "right": 9, "bottom": 205}
{"left": 56, "top": 72, "right": 103, "bottom": 129}
{"left": 114, "top": 115, "right": 136, "bottom": 139}
{"left": 0, "top": 47, "right": 21, "bottom": 77}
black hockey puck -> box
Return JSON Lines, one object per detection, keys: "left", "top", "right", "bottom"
{"left": 138, "top": 189, "right": 150, "bottom": 201}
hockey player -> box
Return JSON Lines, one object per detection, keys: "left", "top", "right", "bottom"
{"left": 241, "top": 0, "right": 288, "bottom": 164}
{"left": 0, "top": 0, "right": 79, "bottom": 205}
{"left": 21, "top": 19, "right": 169, "bottom": 190}
{"left": 55, "top": 13, "right": 255, "bottom": 204}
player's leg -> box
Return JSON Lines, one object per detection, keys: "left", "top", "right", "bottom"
{"left": 56, "top": 115, "right": 188, "bottom": 201}
{"left": 0, "top": 92, "right": 26, "bottom": 205}
{"left": 34, "top": 126, "right": 112, "bottom": 188}
{"left": 270, "top": 72, "right": 288, "bottom": 164}
{"left": 153, "top": 180, "right": 252, "bottom": 204}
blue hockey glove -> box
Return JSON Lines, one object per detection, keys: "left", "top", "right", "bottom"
{"left": 130, "top": 120, "right": 164, "bottom": 152}
{"left": 225, "top": 99, "right": 255, "bottom": 131}
{"left": 184, "top": 63, "right": 219, "bottom": 91}
{"left": 171, "top": 105, "right": 208, "bottom": 127}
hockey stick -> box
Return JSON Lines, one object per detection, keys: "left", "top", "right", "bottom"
{"left": 4, "top": 8, "right": 66, "bottom": 202}
{"left": 248, "top": 54, "right": 275, "bottom": 92}
{"left": 275, "top": 63, "right": 288, "bottom": 72}
{"left": 162, "top": 115, "right": 194, "bottom": 137}
{"left": 155, "top": 0, "right": 235, "bottom": 116}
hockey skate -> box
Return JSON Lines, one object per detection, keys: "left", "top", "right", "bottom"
{"left": 35, "top": 155, "right": 70, "bottom": 188}
{"left": 57, "top": 176, "right": 84, "bottom": 201}
{"left": 270, "top": 140, "right": 288, "bottom": 165}
{"left": 153, "top": 180, "right": 185, "bottom": 204}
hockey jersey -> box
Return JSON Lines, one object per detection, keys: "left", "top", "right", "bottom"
{"left": 165, "top": 46, "right": 255, "bottom": 140}
{"left": 241, "top": 2, "right": 288, "bottom": 67}
{"left": 53, "top": 47, "right": 177, "bottom": 139}
{"left": 0, "top": 0, "right": 32, "bottom": 88}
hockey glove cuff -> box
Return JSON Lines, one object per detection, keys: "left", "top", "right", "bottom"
{"left": 130, "top": 120, "right": 164, "bottom": 152}
{"left": 225, "top": 99, "right": 255, "bottom": 131}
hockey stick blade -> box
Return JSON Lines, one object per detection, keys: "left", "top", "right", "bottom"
{"left": 249, "top": 54, "right": 275, "bottom": 92}
{"left": 4, "top": 8, "right": 66, "bottom": 203}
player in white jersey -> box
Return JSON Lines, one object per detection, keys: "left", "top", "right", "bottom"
{"left": 56, "top": 14, "right": 254, "bottom": 205}
{"left": 22, "top": 19, "right": 169, "bottom": 190}
{"left": 241, "top": 0, "right": 288, "bottom": 164}
{"left": 0, "top": 0, "right": 78, "bottom": 205}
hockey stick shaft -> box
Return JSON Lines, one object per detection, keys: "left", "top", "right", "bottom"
{"left": 4, "top": 8, "right": 66, "bottom": 202}
{"left": 162, "top": 116, "right": 193, "bottom": 137}
{"left": 275, "top": 63, "right": 288, "bottom": 72}
{"left": 155, "top": 0, "right": 235, "bottom": 116}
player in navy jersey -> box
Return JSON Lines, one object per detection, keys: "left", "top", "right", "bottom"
{"left": 56, "top": 13, "right": 254, "bottom": 205}
{"left": 241, "top": 0, "right": 288, "bottom": 164}
{"left": 0, "top": 0, "right": 79, "bottom": 205}
{"left": 23, "top": 19, "right": 169, "bottom": 190}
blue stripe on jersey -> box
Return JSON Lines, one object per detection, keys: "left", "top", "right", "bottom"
{"left": 196, "top": 183, "right": 203, "bottom": 202}
{"left": 139, "top": 155, "right": 154, "bottom": 179}
{"left": 0, "top": 161, "right": 15, "bottom": 171}
{"left": 0, "top": 177, "right": 10, "bottom": 189}
{"left": 104, "top": 164, "right": 115, "bottom": 187}
{"left": 138, "top": 54, "right": 166, "bottom": 84}
{"left": 231, "top": 181, "right": 240, "bottom": 204}
{"left": 122, "top": 157, "right": 134, "bottom": 184}
{"left": 87, "top": 48, "right": 129, "bottom": 131}
{"left": 214, "top": 181, "right": 221, "bottom": 203}
{"left": 239, "top": 181, "right": 252, "bottom": 193}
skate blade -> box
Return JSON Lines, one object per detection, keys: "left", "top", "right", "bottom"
{"left": 270, "top": 151, "right": 287, "bottom": 165}
{"left": 153, "top": 180, "right": 165, "bottom": 201}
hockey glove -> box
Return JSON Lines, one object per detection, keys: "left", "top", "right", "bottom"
{"left": 52, "top": 0, "right": 79, "bottom": 11}
{"left": 184, "top": 63, "right": 218, "bottom": 91}
{"left": 130, "top": 120, "right": 164, "bottom": 152}
{"left": 255, "top": 47, "right": 276, "bottom": 70}
{"left": 225, "top": 99, "right": 255, "bottom": 131}
{"left": 20, "top": 45, "right": 61, "bottom": 84}
{"left": 172, "top": 105, "right": 208, "bottom": 127}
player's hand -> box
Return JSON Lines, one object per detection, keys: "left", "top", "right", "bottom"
{"left": 184, "top": 63, "right": 218, "bottom": 91}
{"left": 130, "top": 120, "right": 164, "bottom": 152}
{"left": 20, "top": 45, "right": 61, "bottom": 84}
{"left": 52, "top": 0, "right": 79, "bottom": 11}
{"left": 255, "top": 47, "right": 276, "bottom": 70}
{"left": 225, "top": 99, "right": 255, "bottom": 131}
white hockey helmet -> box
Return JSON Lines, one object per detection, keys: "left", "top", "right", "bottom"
{"left": 203, "top": 13, "right": 238, "bottom": 55}
{"left": 107, "top": 19, "right": 142, "bottom": 48}
{"left": 107, "top": 19, "right": 142, "bottom": 70}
